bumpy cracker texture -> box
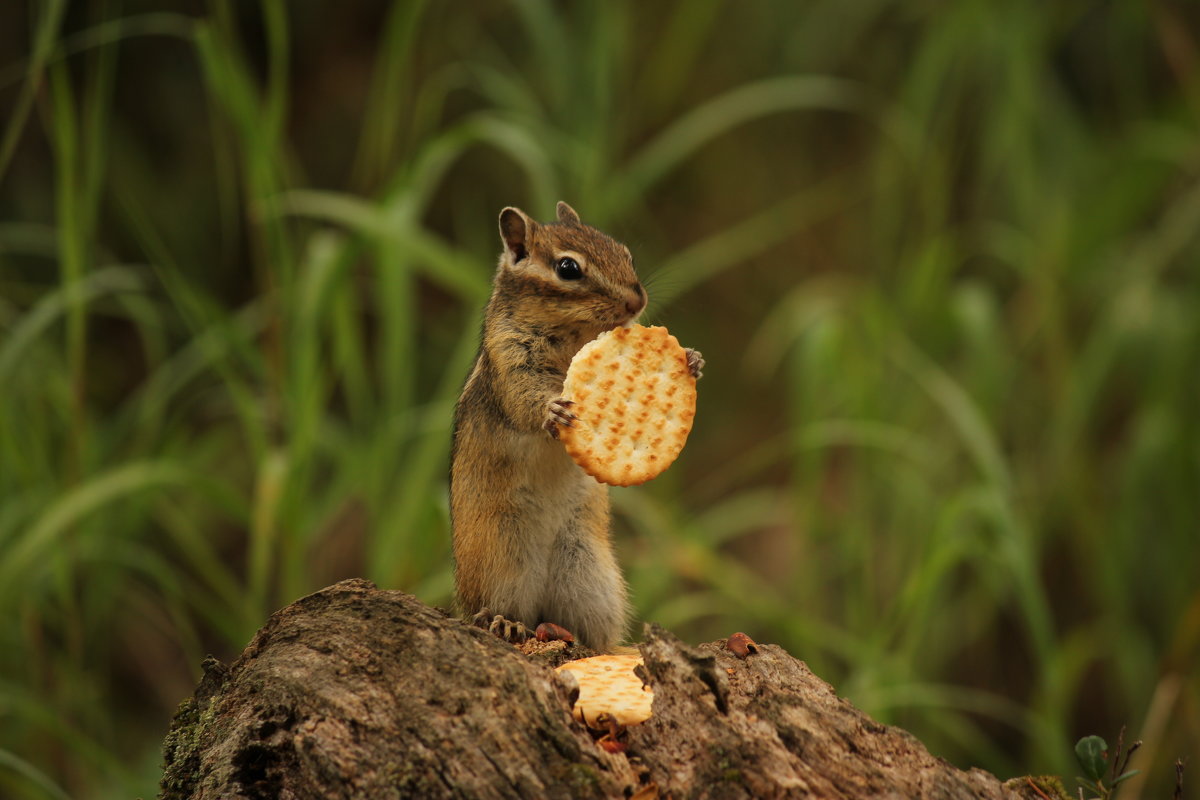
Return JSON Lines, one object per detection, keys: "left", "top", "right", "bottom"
{"left": 556, "top": 654, "right": 653, "bottom": 728}
{"left": 559, "top": 325, "right": 697, "bottom": 487}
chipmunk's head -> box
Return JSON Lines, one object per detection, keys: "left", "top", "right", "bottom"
{"left": 496, "top": 202, "right": 646, "bottom": 333}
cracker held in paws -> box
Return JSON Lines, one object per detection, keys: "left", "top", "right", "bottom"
{"left": 559, "top": 324, "right": 697, "bottom": 486}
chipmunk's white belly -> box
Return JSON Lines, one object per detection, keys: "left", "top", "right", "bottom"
{"left": 511, "top": 432, "right": 595, "bottom": 541}
{"left": 492, "top": 429, "right": 600, "bottom": 617}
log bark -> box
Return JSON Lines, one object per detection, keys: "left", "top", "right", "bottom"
{"left": 159, "top": 579, "right": 1062, "bottom": 799}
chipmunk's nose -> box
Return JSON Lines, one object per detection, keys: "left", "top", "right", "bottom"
{"left": 625, "top": 283, "right": 647, "bottom": 317}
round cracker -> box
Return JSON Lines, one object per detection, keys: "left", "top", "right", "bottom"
{"left": 559, "top": 325, "right": 697, "bottom": 486}
{"left": 556, "top": 654, "right": 652, "bottom": 728}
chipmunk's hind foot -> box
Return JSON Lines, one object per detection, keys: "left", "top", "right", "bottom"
{"left": 470, "top": 607, "right": 530, "bottom": 644}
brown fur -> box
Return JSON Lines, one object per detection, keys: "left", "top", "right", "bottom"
{"left": 450, "top": 203, "right": 645, "bottom": 651}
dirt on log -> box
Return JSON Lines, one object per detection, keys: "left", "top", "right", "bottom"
{"left": 159, "top": 579, "right": 1056, "bottom": 799}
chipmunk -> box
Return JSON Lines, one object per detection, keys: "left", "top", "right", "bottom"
{"left": 450, "top": 202, "right": 703, "bottom": 652}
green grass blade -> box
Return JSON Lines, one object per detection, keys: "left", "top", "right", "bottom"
{"left": 350, "top": 0, "right": 432, "bottom": 187}
{"left": 0, "top": 267, "right": 143, "bottom": 384}
{"left": 0, "top": 746, "right": 72, "bottom": 800}
{"left": 613, "top": 75, "right": 869, "bottom": 210}
{"left": 0, "top": 0, "right": 66, "bottom": 180}
{"left": 1, "top": 461, "right": 197, "bottom": 596}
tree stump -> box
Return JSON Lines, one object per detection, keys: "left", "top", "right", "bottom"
{"left": 159, "top": 579, "right": 1056, "bottom": 799}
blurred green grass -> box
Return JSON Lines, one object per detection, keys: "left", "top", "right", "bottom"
{"left": 1, "top": 1, "right": 1198, "bottom": 797}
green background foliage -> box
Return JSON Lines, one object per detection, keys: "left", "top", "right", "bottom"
{"left": 1, "top": 1, "right": 1197, "bottom": 797}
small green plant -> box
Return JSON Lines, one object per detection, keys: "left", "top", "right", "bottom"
{"left": 1074, "top": 728, "right": 1140, "bottom": 800}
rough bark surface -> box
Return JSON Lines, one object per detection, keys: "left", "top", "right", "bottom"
{"left": 159, "top": 579, "right": 1050, "bottom": 799}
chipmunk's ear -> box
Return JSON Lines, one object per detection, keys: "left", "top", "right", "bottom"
{"left": 499, "top": 207, "right": 534, "bottom": 261}
{"left": 556, "top": 201, "right": 581, "bottom": 225}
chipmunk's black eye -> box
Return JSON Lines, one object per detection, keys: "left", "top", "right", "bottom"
{"left": 555, "top": 257, "right": 582, "bottom": 280}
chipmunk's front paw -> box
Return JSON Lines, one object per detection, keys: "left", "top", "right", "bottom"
{"left": 470, "top": 608, "right": 530, "bottom": 644}
{"left": 543, "top": 398, "right": 576, "bottom": 439}
{"left": 685, "top": 348, "right": 705, "bottom": 380}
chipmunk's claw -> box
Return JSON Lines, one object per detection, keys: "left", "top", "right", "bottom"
{"left": 544, "top": 398, "right": 577, "bottom": 438}
{"left": 685, "top": 348, "right": 705, "bottom": 380}
{"left": 471, "top": 608, "right": 530, "bottom": 644}
{"left": 490, "top": 615, "right": 530, "bottom": 643}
